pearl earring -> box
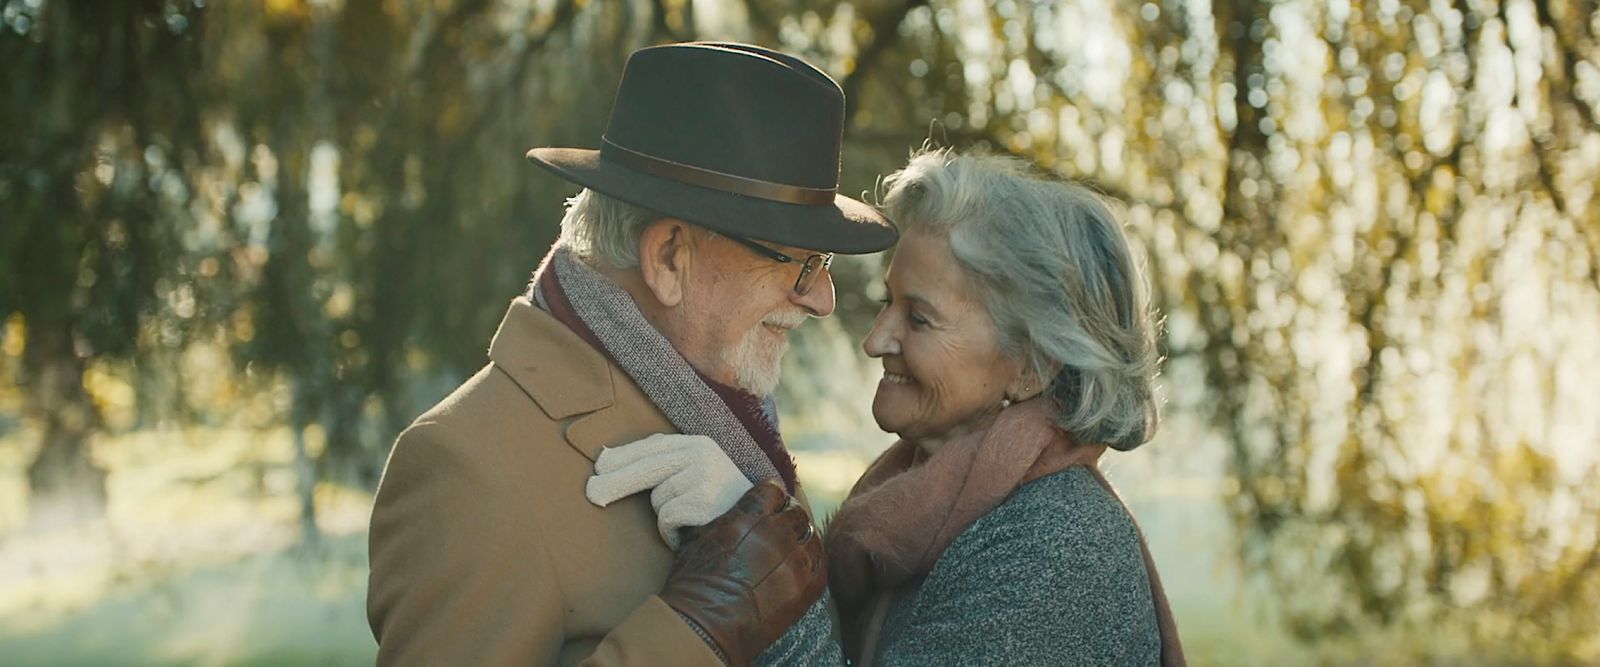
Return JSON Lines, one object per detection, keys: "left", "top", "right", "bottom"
{"left": 1001, "top": 397, "right": 1013, "bottom": 408}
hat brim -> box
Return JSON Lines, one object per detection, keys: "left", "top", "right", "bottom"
{"left": 526, "top": 147, "right": 898, "bottom": 254}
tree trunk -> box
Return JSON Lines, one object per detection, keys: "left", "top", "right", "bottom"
{"left": 22, "top": 319, "right": 107, "bottom": 528}
{"left": 290, "top": 380, "right": 321, "bottom": 548}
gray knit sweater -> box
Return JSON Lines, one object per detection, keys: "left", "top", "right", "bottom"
{"left": 755, "top": 592, "right": 845, "bottom": 666}
{"left": 869, "top": 466, "right": 1162, "bottom": 666}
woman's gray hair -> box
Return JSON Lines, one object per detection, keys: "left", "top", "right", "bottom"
{"left": 555, "top": 188, "right": 658, "bottom": 268}
{"left": 880, "top": 149, "right": 1160, "bottom": 450}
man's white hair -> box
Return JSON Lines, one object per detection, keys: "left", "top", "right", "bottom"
{"left": 555, "top": 188, "right": 658, "bottom": 268}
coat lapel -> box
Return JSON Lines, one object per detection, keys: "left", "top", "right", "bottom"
{"left": 487, "top": 297, "right": 614, "bottom": 421}
{"left": 564, "top": 398, "right": 668, "bottom": 463}
{"left": 487, "top": 297, "right": 679, "bottom": 463}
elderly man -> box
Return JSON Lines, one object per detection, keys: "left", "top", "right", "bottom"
{"left": 366, "top": 43, "right": 897, "bottom": 667}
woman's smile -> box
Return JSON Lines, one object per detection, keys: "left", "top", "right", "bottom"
{"left": 879, "top": 371, "right": 916, "bottom": 386}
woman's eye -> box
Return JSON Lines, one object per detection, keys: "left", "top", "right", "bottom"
{"left": 909, "top": 311, "right": 930, "bottom": 327}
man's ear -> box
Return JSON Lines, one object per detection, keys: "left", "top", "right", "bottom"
{"left": 637, "top": 218, "right": 695, "bottom": 308}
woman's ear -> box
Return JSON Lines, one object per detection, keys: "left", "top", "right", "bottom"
{"left": 637, "top": 218, "right": 694, "bottom": 308}
{"left": 1007, "top": 361, "right": 1054, "bottom": 403}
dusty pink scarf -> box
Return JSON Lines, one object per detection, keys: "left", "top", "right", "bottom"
{"left": 825, "top": 398, "right": 1185, "bottom": 666}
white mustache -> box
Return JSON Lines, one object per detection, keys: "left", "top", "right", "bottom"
{"left": 762, "top": 309, "right": 808, "bottom": 330}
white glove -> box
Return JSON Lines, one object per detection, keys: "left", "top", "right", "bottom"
{"left": 585, "top": 433, "right": 754, "bottom": 550}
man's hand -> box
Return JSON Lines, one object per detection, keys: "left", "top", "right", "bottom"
{"left": 659, "top": 479, "right": 826, "bottom": 667}
{"left": 586, "top": 433, "right": 754, "bottom": 549}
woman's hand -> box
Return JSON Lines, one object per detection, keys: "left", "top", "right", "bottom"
{"left": 585, "top": 433, "right": 754, "bottom": 549}
{"left": 658, "top": 479, "right": 826, "bottom": 667}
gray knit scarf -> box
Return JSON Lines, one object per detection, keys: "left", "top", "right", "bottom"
{"left": 530, "top": 248, "right": 843, "bottom": 666}
{"left": 530, "top": 248, "right": 782, "bottom": 484}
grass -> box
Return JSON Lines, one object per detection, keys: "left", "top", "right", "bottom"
{"left": 0, "top": 427, "right": 375, "bottom": 666}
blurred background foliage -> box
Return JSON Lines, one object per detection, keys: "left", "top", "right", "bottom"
{"left": 1, "top": 0, "right": 1597, "bottom": 664}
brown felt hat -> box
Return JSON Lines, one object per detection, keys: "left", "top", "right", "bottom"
{"left": 526, "top": 42, "right": 898, "bottom": 254}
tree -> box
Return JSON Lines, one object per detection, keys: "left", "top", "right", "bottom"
{"left": 1, "top": 0, "right": 206, "bottom": 526}
{"left": 3, "top": 0, "right": 1596, "bottom": 658}
{"left": 785, "top": 0, "right": 1600, "bottom": 658}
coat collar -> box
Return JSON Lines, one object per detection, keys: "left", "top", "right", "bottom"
{"left": 487, "top": 297, "right": 615, "bottom": 421}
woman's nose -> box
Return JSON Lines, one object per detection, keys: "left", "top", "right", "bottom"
{"left": 862, "top": 312, "right": 898, "bottom": 358}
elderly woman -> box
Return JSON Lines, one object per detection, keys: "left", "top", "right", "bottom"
{"left": 822, "top": 149, "right": 1183, "bottom": 666}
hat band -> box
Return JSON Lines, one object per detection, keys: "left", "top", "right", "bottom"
{"left": 601, "top": 138, "right": 836, "bottom": 206}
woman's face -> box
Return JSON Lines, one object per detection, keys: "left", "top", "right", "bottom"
{"left": 863, "top": 230, "right": 1023, "bottom": 446}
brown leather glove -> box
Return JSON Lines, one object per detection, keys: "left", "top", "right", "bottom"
{"left": 658, "top": 478, "right": 826, "bottom": 667}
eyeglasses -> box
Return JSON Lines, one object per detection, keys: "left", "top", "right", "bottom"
{"left": 722, "top": 233, "right": 834, "bottom": 296}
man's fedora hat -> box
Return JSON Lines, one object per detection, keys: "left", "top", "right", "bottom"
{"left": 526, "top": 42, "right": 898, "bottom": 254}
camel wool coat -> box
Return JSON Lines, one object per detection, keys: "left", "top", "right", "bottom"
{"left": 368, "top": 297, "right": 775, "bottom": 666}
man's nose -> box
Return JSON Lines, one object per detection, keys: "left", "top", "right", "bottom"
{"left": 791, "top": 269, "right": 836, "bottom": 318}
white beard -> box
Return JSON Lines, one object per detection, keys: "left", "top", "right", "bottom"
{"left": 723, "top": 310, "right": 806, "bottom": 396}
